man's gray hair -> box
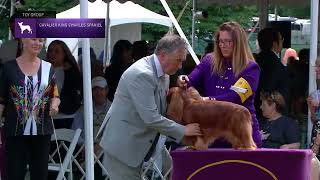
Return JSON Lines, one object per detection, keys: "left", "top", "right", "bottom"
{"left": 154, "top": 34, "right": 188, "bottom": 55}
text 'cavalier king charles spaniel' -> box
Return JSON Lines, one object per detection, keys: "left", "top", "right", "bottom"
{"left": 167, "top": 87, "right": 256, "bottom": 150}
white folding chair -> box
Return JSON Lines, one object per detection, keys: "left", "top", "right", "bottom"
{"left": 72, "top": 136, "right": 110, "bottom": 180}
{"left": 71, "top": 120, "right": 110, "bottom": 180}
{"left": 48, "top": 128, "right": 82, "bottom": 180}
{"left": 92, "top": 116, "right": 111, "bottom": 180}
{"left": 141, "top": 135, "right": 172, "bottom": 180}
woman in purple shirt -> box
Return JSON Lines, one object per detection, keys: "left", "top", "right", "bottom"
{"left": 178, "top": 21, "right": 262, "bottom": 148}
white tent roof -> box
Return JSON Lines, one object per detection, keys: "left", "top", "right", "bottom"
{"left": 57, "top": 0, "right": 172, "bottom": 27}
{"left": 106, "top": 0, "right": 309, "bottom": 6}
{"left": 51, "top": 0, "right": 173, "bottom": 62}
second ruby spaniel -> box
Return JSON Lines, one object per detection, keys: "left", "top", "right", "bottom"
{"left": 167, "top": 87, "right": 257, "bottom": 150}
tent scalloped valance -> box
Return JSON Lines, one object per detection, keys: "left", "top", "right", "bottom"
{"left": 101, "top": 0, "right": 310, "bottom": 6}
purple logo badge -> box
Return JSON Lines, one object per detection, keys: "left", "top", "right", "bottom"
{"left": 36, "top": 19, "right": 105, "bottom": 38}
{"left": 15, "top": 18, "right": 37, "bottom": 38}
{"left": 14, "top": 18, "right": 105, "bottom": 38}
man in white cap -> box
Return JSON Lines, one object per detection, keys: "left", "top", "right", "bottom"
{"left": 72, "top": 76, "right": 111, "bottom": 140}
{"left": 91, "top": 76, "right": 112, "bottom": 136}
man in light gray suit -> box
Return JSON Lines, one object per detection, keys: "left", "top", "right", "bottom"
{"left": 100, "top": 34, "right": 201, "bottom": 180}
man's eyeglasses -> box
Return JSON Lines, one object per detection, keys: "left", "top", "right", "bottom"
{"left": 217, "top": 39, "right": 233, "bottom": 47}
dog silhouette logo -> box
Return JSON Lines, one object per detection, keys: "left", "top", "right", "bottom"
{"left": 17, "top": 22, "right": 33, "bottom": 34}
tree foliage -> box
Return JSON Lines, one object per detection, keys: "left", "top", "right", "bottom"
{"left": 269, "top": 5, "right": 310, "bottom": 19}
{"left": 21, "top": 0, "right": 78, "bottom": 12}
{"left": 0, "top": 0, "right": 311, "bottom": 52}
{"left": 0, "top": 0, "right": 11, "bottom": 41}
{"left": 141, "top": 2, "right": 258, "bottom": 53}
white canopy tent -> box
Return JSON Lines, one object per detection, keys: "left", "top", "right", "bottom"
{"left": 46, "top": 0, "right": 173, "bottom": 61}
{"left": 57, "top": 0, "right": 172, "bottom": 26}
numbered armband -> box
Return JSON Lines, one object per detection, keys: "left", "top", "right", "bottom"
{"left": 230, "top": 77, "right": 253, "bottom": 103}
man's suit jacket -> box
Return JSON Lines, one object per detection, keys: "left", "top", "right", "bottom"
{"left": 254, "top": 50, "right": 289, "bottom": 117}
{"left": 100, "top": 54, "right": 185, "bottom": 167}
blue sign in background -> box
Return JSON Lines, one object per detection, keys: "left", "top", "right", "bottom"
{"left": 15, "top": 18, "right": 105, "bottom": 38}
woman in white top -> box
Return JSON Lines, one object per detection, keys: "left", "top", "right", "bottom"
{"left": 0, "top": 38, "right": 60, "bottom": 180}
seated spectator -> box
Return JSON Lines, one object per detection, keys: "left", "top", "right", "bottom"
{"left": 287, "top": 56, "right": 309, "bottom": 117}
{"left": 91, "top": 60, "right": 104, "bottom": 78}
{"left": 72, "top": 76, "right": 111, "bottom": 140}
{"left": 282, "top": 48, "right": 298, "bottom": 66}
{"left": 308, "top": 58, "right": 320, "bottom": 123}
{"left": 310, "top": 120, "right": 320, "bottom": 155}
{"left": 132, "top": 40, "right": 148, "bottom": 61}
{"left": 78, "top": 47, "right": 98, "bottom": 71}
{"left": 259, "top": 91, "right": 300, "bottom": 149}
{"left": 202, "top": 42, "right": 213, "bottom": 58}
{"left": 299, "top": 48, "right": 310, "bottom": 66}
{"left": 307, "top": 57, "right": 320, "bottom": 180}
{"left": 47, "top": 40, "right": 83, "bottom": 128}
{"left": 308, "top": 58, "right": 320, "bottom": 156}
{"left": 147, "top": 41, "right": 157, "bottom": 56}
{"left": 71, "top": 77, "right": 111, "bottom": 179}
{"left": 104, "top": 40, "right": 133, "bottom": 101}
{"left": 78, "top": 47, "right": 104, "bottom": 78}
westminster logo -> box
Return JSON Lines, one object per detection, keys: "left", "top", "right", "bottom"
{"left": 17, "top": 22, "right": 33, "bottom": 34}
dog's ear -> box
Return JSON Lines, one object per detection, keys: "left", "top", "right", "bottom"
{"left": 166, "top": 88, "right": 173, "bottom": 103}
{"left": 167, "top": 87, "right": 184, "bottom": 124}
{"left": 167, "top": 87, "right": 180, "bottom": 103}
{"left": 187, "top": 87, "right": 202, "bottom": 100}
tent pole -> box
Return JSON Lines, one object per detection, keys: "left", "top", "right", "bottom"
{"left": 9, "top": 0, "right": 15, "bottom": 40}
{"left": 160, "top": 0, "right": 200, "bottom": 65}
{"left": 191, "top": 0, "right": 196, "bottom": 49}
{"left": 274, "top": 5, "right": 278, "bottom": 21}
{"left": 308, "top": 0, "right": 319, "bottom": 146}
{"left": 258, "top": 0, "right": 268, "bottom": 30}
{"left": 103, "top": 2, "right": 110, "bottom": 67}
{"left": 80, "top": 0, "right": 94, "bottom": 179}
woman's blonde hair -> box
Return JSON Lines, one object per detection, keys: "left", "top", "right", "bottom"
{"left": 213, "top": 21, "right": 254, "bottom": 77}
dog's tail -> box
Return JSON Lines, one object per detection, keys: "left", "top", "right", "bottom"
{"left": 229, "top": 108, "right": 256, "bottom": 149}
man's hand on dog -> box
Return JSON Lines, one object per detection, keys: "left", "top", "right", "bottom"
{"left": 184, "top": 123, "right": 201, "bottom": 136}
{"left": 177, "top": 75, "right": 189, "bottom": 88}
